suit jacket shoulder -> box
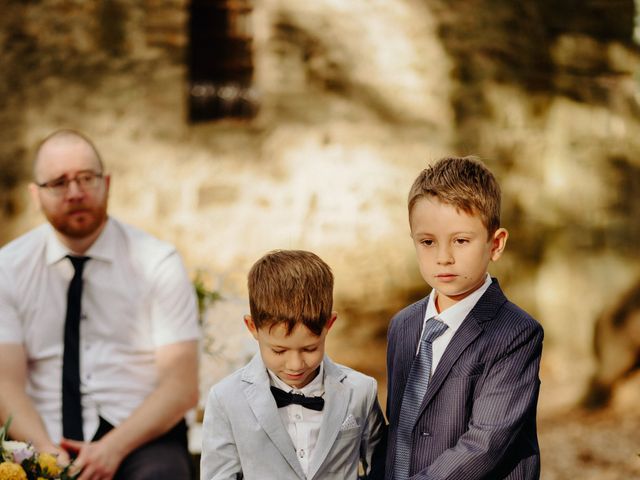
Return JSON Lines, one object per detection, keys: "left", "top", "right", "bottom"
{"left": 329, "top": 360, "right": 377, "bottom": 392}
{"left": 387, "top": 295, "right": 429, "bottom": 341}
{"left": 206, "top": 362, "right": 250, "bottom": 409}
{"left": 471, "top": 280, "right": 543, "bottom": 342}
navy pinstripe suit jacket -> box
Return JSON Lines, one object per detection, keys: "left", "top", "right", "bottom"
{"left": 385, "top": 278, "right": 543, "bottom": 480}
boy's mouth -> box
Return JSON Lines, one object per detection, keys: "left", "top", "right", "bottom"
{"left": 436, "top": 273, "right": 457, "bottom": 281}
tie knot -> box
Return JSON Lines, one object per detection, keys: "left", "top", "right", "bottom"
{"left": 67, "top": 255, "right": 90, "bottom": 272}
{"left": 422, "top": 317, "right": 448, "bottom": 344}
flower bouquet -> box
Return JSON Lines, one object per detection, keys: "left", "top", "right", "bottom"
{"left": 0, "top": 417, "right": 76, "bottom": 480}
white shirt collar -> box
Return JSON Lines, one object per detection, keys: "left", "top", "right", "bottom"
{"left": 425, "top": 273, "right": 493, "bottom": 333}
{"left": 268, "top": 361, "right": 325, "bottom": 397}
{"left": 44, "top": 218, "right": 115, "bottom": 265}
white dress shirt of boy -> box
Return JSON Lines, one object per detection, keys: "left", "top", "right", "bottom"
{"left": 268, "top": 363, "right": 325, "bottom": 477}
{"left": 418, "top": 273, "right": 493, "bottom": 374}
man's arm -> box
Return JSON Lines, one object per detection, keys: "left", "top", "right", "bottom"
{"left": 0, "top": 343, "right": 68, "bottom": 461}
{"left": 200, "top": 387, "right": 243, "bottom": 480}
{"left": 413, "top": 322, "right": 543, "bottom": 480}
{"left": 62, "top": 339, "right": 198, "bottom": 480}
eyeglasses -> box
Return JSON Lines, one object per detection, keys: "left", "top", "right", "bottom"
{"left": 36, "top": 171, "right": 104, "bottom": 196}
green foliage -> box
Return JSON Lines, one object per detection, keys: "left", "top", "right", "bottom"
{"left": 193, "top": 270, "right": 221, "bottom": 325}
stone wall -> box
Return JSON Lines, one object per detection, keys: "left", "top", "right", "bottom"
{"left": 1, "top": 0, "right": 640, "bottom": 413}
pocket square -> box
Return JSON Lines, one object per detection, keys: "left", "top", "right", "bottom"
{"left": 340, "top": 414, "right": 359, "bottom": 431}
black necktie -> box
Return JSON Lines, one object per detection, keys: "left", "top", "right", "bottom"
{"left": 270, "top": 386, "right": 325, "bottom": 411}
{"left": 62, "top": 255, "right": 90, "bottom": 440}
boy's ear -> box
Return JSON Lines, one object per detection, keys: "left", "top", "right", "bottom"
{"left": 325, "top": 312, "right": 338, "bottom": 331}
{"left": 244, "top": 315, "right": 259, "bottom": 340}
{"left": 490, "top": 227, "right": 509, "bottom": 261}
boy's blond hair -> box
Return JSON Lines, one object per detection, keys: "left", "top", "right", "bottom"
{"left": 408, "top": 156, "right": 501, "bottom": 236}
{"left": 247, "top": 250, "right": 334, "bottom": 336}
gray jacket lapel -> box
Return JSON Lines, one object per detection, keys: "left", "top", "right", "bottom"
{"left": 307, "top": 356, "right": 349, "bottom": 479}
{"left": 242, "top": 354, "right": 306, "bottom": 479}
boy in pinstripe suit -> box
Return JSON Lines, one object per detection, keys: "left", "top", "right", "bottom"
{"left": 385, "top": 156, "right": 543, "bottom": 479}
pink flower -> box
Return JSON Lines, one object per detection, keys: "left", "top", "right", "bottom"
{"left": 2, "top": 441, "right": 35, "bottom": 464}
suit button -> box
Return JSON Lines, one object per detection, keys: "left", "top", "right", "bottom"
{"left": 421, "top": 431, "right": 431, "bottom": 437}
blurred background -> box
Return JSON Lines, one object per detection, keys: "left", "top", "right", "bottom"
{"left": 1, "top": 0, "right": 639, "bottom": 477}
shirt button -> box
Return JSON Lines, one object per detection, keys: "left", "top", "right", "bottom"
{"left": 298, "top": 449, "right": 305, "bottom": 458}
{"left": 421, "top": 431, "right": 431, "bottom": 437}
{"left": 294, "top": 413, "right": 302, "bottom": 421}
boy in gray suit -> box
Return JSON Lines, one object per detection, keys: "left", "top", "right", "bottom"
{"left": 201, "top": 250, "right": 386, "bottom": 480}
{"left": 386, "top": 157, "right": 543, "bottom": 479}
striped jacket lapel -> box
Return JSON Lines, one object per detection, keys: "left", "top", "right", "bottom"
{"left": 394, "top": 298, "right": 428, "bottom": 416}
{"left": 418, "top": 279, "right": 508, "bottom": 415}
{"left": 418, "top": 314, "right": 482, "bottom": 414}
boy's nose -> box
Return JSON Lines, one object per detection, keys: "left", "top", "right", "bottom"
{"left": 286, "top": 353, "right": 305, "bottom": 371}
{"left": 436, "top": 246, "right": 454, "bottom": 264}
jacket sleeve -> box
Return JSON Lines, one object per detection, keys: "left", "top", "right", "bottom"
{"left": 413, "top": 321, "right": 543, "bottom": 480}
{"left": 360, "top": 377, "right": 387, "bottom": 479}
{"left": 200, "top": 387, "right": 243, "bottom": 480}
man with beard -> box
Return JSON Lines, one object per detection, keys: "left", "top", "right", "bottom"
{"left": 0, "top": 130, "right": 200, "bottom": 480}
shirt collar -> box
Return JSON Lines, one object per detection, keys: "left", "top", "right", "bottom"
{"left": 44, "top": 217, "right": 115, "bottom": 265}
{"left": 268, "top": 362, "right": 325, "bottom": 396}
{"left": 425, "top": 273, "right": 493, "bottom": 334}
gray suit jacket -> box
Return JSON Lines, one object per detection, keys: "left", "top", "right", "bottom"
{"left": 201, "top": 353, "right": 386, "bottom": 480}
{"left": 385, "top": 278, "right": 543, "bottom": 479}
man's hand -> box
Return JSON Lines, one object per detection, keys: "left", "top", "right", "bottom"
{"left": 60, "top": 437, "right": 126, "bottom": 480}
{"left": 44, "top": 444, "right": 72, "bottom": 468}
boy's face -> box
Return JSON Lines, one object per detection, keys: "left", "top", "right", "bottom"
{"left": 245, "top": 314, "right": 337, "bottom": 389}
{"left": 410, "top": 196, "right": 508, "bottom": 312}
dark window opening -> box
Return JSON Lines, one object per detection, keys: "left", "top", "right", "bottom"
{"left": 189, "top": 0, "right": 258, "bottom": 122}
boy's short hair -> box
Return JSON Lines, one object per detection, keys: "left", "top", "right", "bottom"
{"left": 408, "top": 156, "right": 501, "bottom": 236}
{"left": 247, "top": 250, "right": 334, "bottom": 336}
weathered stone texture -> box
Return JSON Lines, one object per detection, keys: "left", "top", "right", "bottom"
{"left": 1, "top": 1, "right": 640, "bottom": 428}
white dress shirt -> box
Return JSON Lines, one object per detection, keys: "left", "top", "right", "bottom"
{"left": 268, "top": 364, "right": 325, "bottom": 477}
{"left": 0, "top": 218, "right": 200, "bottom": 442}
{"left": 420, "top": 273, "right": 493, "bottom": 374}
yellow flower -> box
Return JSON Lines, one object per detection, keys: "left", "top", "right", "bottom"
{"left": 37, "top": 453, "right": 61, "bottom": 477}
{"left": 0, "top": 462, "right": 27, "bottom": 480}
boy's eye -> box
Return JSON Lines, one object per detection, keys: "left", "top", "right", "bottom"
{"left": 454, "top": 238, "right": 470, "bottom": 245}
{"left": 420, "top": 239, "right": 434, "bottom": 246}
{"left": 272, "top": 349, "right": 286, "bottom": 355}
{"left": 303, "top": 347, "right": 318, "bottom": 353}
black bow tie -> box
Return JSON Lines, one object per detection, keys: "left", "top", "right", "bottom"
{"left": 270, "top": 386, "right": 325, "bottom": 411}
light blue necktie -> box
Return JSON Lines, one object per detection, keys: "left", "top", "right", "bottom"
{"left": 394, "top": 317, "right": 448, "bottom": 480}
